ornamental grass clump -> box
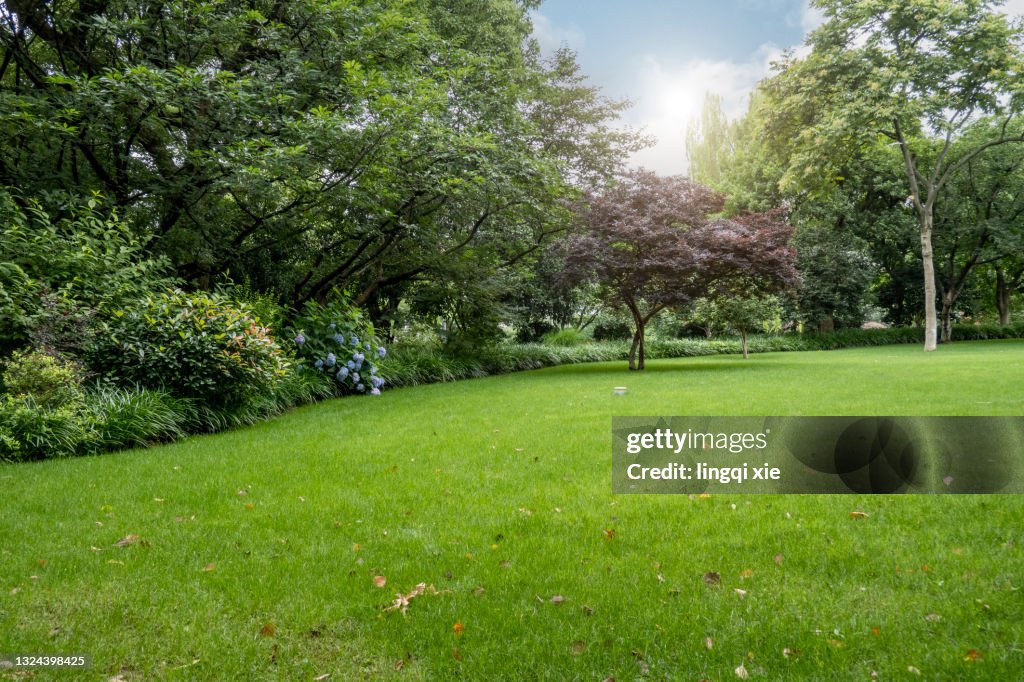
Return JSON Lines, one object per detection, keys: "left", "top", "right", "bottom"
{"left": 288, "top": 296, "right": 387, "bottom": 396}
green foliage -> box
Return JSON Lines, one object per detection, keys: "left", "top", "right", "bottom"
{"left": 541, "top": 328, "right": 585, "bottom": 347}
{"left": 91, "top": 289, "right": 289, "bottom": 407}
{"left": 0, "top": 190, "right": 175, "bottom": 356}
{"left": 287, "top": 295, "right": 386, "bottom": 395}
{"left": 1, "top": 350, "right": 83, "bottom": 409}
{"left": 87, "top": 387, "right": 189, "bottom": 451}
{"left": 0, "top": 395, "right": 96, "bottom": 461}
{"left": 592, "top": 320, "right": 633, "bottom": 341}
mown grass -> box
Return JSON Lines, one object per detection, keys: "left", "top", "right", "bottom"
{"left": 1, "top": 341, "right": 1023, "bottom": 680}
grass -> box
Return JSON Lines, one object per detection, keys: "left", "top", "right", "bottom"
{"left": 1, "top": 340, "right": 1023, "bottom": 680}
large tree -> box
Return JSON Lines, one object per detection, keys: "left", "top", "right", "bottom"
{"left": 564, "top": 171, "right": 798, "bottom": 370}
{"left": 768, "top": 0, "right": 1024, "bottom": 351}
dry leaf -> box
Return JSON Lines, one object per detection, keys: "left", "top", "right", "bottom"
{"left": 782, "top": 647, "right": 795, "bottom": 658}
{"left": 703, "top": 571, "right": 721, "bottom": 586}
{"left": 384, "top": 582, "right": 441, "bottom": 614}
{"left": 963, "top": 649, "right": 981, "bottom": 662}
{"left": 705, "top": 637, "right": 714, "bottom": 650}
{"left": 89, "top": 546, "right": 103, "bottom": 552}
{"left": 260, "top": 622, "right": 275, "bottom": 637}
{"left": 699, "top": 493, "right": 711, "bottom": 499}
{"left": 550, "top": 595, "right": 565, "bottom": 604}
{"left": 373, "top": 576, "right": 387, "bottom": 588}
{"left": 37, "top": 559, "right": 48, "bottom": 567}
{"left": 314, "top": 674, "right": 331, "bottom": 681}
{"left": 603, "top": 528, "right": 617, "bottom": 540}
{"left": 907, "top": 666, "right": 921, "bottom": 675}
{"left": 237, "top": 489, "right": 247, "bottom": 496}
{"left": 153, "top": 498, "right": 165, "bottom": 503}
{"left": 581, "top": 605, "right": 594, "bottom": 616}
{"left": 352, "top": 543, "right": 361, "bottom": 551}
{"left": 571, "top": 640, "right": 586, "bottom": 655}
{"left": 656, "top": 573, "right": 665, "bottom": 583}
{"left": 774, "top": 553, "right": 783, "bottom": 565}
{"left": 106, "top": 560, "right": 124, "bottom": 566}
{"left": 849, "top": 511, "right": 868, "bottom": 519}
{"left": 453, "top": 621, "right": 464, "bottom": 634}
{"left": 473, "top": 586, "right": 485, "bottom": 595}
{"left": 202, "top": 563, "right": 217, "bottom": 572}
{"left": 734, "top": 588, "right": 748, "bottom": 598}
{"left": 735, "top": 663, "right": 749, "bottom": 679}
{"left": 740, "top": 568, "right": 753, "bottom": 578}
{"left": 925, "top": 613, "right": 941, "bottom": 622}
{"left": 872, "top": 626, "right": 880, "bottom": 636}
{"left": 114, "top": 534, "right": 139, "bottom": 548}
{"left": 244, "top": 503, "right": 255, "bottom": 510}
{"left": 451, "top": 648, "right": 461, "bottom": 661}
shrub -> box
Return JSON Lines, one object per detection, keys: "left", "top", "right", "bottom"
{"left": 90, "top": 289, "right": 290, "bottom": 407}
{"left": 287, "top": 295, "right": 387, "bottom": 396}
{"left": 1, "top": 350, "right": 84, "bottom": 408}
{"left": 0, "top": 396, "right": 97, "bottom": 461}
{"left": 542, "top": 328, "right": 585, "bottom": 347}
{"left": 592, "top": 321, "right": 633, "bottom": 341}
{"left": 88, "top": 387, "right": 190, "bottom": 450}
{"left": 0, "top": 190, "right": 176, "bottom": 357}
{"left": 516, "top": 321, "right": 556, "bottom": 343}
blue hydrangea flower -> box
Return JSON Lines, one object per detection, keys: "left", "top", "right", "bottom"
{"left": 329, "top": 322, "right": 336, "bottom": 329}
{"left": 357, "top": 383, "right": 365, "bottom": 392}
{"left": 370, "top": 387, "right": 381, "bottom": 396}
{"left": 294, "top": 333, "right": 305, "bottom": 345}
{"left": 333, "top": 333, "right": 345, "bottom": 344}
{"left": 353, "top": 352, "right": 364, "bottom": 362}
{"left": 352, "top": 372, "right": 360, "bottom": 383}
{"left": 350, "top": 335, "right": 359, "bottom": 346}
{"left": 377, "top": 347, "right": 387, "bottom": 358}
{"left": 326, "top": 353, "right": 336, "bottom": 368}
{"left": 347, "top": 360, "right": 355, "bottom": 369}
{"left": 336, "top": 367, "right": 349, "bottom": 380}
{"left": 314, "top": 359, "right": 324, "bottom": 370}
{"left": 364, "top": 341, "right": 371, "bottom": 350}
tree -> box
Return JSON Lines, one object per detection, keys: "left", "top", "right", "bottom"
{"left": 689, "top": 295, "right": 783, "bottom": 358}
{"left": 768, "top": 0, "right": 1024, "bottom": 351}
{"left": 685, "top": 93, "right": 737, "bottom": 188}
{"left": 564, "top": 171, "right": 799, "bottom": 370}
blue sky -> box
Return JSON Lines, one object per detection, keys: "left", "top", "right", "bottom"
{"left": 531, "top": 0, "right": 1024, "bottom": 175}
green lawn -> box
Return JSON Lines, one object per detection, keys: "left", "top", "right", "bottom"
{"left": 2, "top": 341, "right": 1023, "bottom": 680}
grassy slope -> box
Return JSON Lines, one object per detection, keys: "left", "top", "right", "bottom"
{"left": 1, "top": 341, "right": 1023, "bottom": 680}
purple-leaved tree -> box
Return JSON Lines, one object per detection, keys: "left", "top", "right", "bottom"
{"left": 564, "top": 170, "right": 799, "bottom": 370}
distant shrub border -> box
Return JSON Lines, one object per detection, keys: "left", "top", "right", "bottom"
{"left": 376, "top": 323, "right": 1024, "bottom": 388}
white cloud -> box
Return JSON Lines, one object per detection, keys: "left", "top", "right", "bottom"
{"left": 622, "top": 44, "right": 785, "bottom": 176}
{"left": 1002, "top": 0, "right": 1024, "bottom": 15}
{"left": 529, "top": 11, "right": 585, "bottom": 55}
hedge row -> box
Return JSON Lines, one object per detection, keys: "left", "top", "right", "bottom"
{"left": 378, "top": 323, "right": 1024, "bottom": 388}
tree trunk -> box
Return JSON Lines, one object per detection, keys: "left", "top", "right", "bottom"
{"left": 996, "top": 269, "right": 1011, "bottom": 325}
{"left": 939, "top": 291, "right": 955, "bottom": 344}
{"left": 741, "top": 329, "right": 748, "bottom": 359}
{"left": 628, "top": 324, "right": 642, "bottom": 370}
{"left": 920, "top": 210, "right": 938, "bottom": 351}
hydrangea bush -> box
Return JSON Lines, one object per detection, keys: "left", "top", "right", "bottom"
{"left": 288, "top": 297, "right": 386, "bottom": 396}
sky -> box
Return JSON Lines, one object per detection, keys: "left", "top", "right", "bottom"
{"left": 531, "top": 0, "right": 1024, "bottom": 176}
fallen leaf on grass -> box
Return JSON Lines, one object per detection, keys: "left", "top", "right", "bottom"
{"left": 907, "top": 665, "right": 921, "bottom": 675}
{"left": 734, "top": 588, "right": 747, "bottom": 598}
{"left": 704, "top": 637, "right": 714, "bottom": 650}
{"left": 550, "top": 595, "right": 565, "bottom": 604}
{"left": 114, "top": 534, "right": 139, "bottom": 548}
{"left": 202, "top": 563, "right": 217, "bottom": 572}
{"left": 581, "top": 605, "right": 594, "bottom": 616}
{"left": 774, "top": 553, "right": 784, "bottom": 565}
{"left": 571, "top": 640, "right": 586, "bottom": 655}
{"left": 849, "top": 511, "right": 868, "bottom": 519}
{"left": 603, "top": 529, "right": 617, "bottom": 540}
{"left": 90, "top": 546, "right": 103, "bottom": 552}
{"left": 453, "top": 621, "right": 464, "bottom": 634}
{"left": 740, "top": 568, "right": 753, "bottom": 578}
{"left": 373, "top": 576, "right": 387, "bottom": 588}
{"left": 244, "top": 503, "right": 255, "bottom": 510}
{"left": 384, "top": 582, "right": 442, "bottom": 614}
{"left": 703, "top": 572, "right": 721, "bottom": 586}
{"left": 782, "top": 647, "right": 800, "bottom": 658}
{"left": 314, "top": 674, "right": 331, "bottom": 681}
{"left": 963, "top": 649, "right": 981, "bottom": 662}
{"left": 735, "top": 663, "right": 749, "bottom": 679}
{"left": 925, "top": 613, "right": 941, "bottom": 622}
{"left": 37, "top": 559, "right": 48, "bottom": 567}
{"left": 260, "top": 622, "right": 275, "bottom": 637}
{"left": 451, "top": 648, "right": 461, "bottom": 661}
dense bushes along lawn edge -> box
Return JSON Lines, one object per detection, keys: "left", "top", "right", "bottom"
{"left": 379, "top": 322, "right": 1024, "bottom": 387}
{"left": 3, "top": 322, "right": 1022, "bottom": 461}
